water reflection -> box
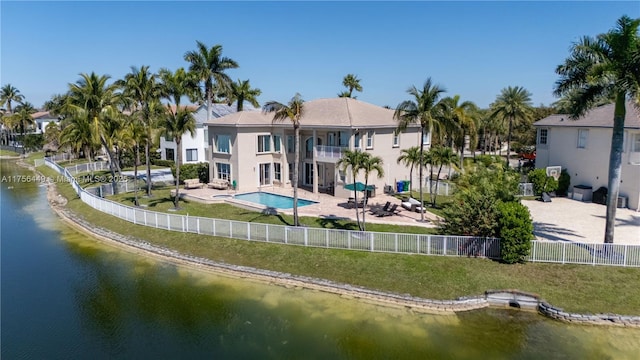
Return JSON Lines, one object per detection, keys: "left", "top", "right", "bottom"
{"left": 2, "top": 159, "right": 640, "bottom": 359}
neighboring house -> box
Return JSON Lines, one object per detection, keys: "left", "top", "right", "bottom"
{"left": 33, "top": 111, "right": 60, "bottom": 134}
{"left": 205, "top": 97, "right": 426, "bottom": 197}
{"left": 159, "top": 103, "right": 256, "bottom": 165}
{"left": 534, "top": 102, "right": 640, "bottom": 211}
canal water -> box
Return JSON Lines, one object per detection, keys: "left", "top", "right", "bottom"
{"left": 1, "top": 159, "right": 639, "bottom": 359}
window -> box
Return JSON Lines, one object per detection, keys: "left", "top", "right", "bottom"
{"left": 259, "top": 163, "right": 271, "bottom": 185}
{"left": 215, "top": 134, "right": 230, "bottom": 153}
{"left": 538, "top": 129, "right": 548, "bottom": 145}
{"left": 354, "top": 133, "right": 361, "bottom": 149}
{"left": 288, "top": 163, "right": 293, "bottom": 181}
{"left": 422, "top": 132, "right": 430, "bottom": 145}
{"left": 273, "top": 135, "right": 281, "bottom": 153}
{"left": 632, "top": 133, "right": 640, "bottom": 152}
{"left": 366, "top": 131, "right": 374, "bottom": 149}
{"left": 577, "top": 129, "right": 588, "bottom": 149}
{"left": 339, "top": 131, "right": 349, "bottom": 146}
{"left": 216, "top": 162, "right": 231, "bottom": 181}
{"left": 258, "top": 135, "right": 271, "bottom": 153}
{"left": 165, "top": 148, "right": 175, "bottom": 161}
{"left": 338, "top": 170, "right": 346, "bottom": 183}
{"left": 186, "top": 149, "right": 197, "bottom": 162}
{"left": 393, "top": 132, "right": 399, "bottom": 147}
{"left": 286, "top": 135, "right": 294, "bottom": 153}
{"left": 274, "top": 163, "right": 282, "bottom": 181}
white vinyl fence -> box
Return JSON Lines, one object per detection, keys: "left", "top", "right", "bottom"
{"left": 43, "top": 157, "right": 640, "bottom": 267}
{"left": 424, "top": 180, "right": 454, "bottom": 196}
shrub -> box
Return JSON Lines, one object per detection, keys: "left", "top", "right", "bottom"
{"left": 440, "top": 190, "right": 500, "bottom": 237}
{"left": 557, "top": 169, "right": 571, "bottom": 197}
{"left": 497, "top": 201, "right": 533, "bottom": 263}
{"left": 178, "top": 162, "right": 209, "bottom": 184}
{"left": 153, "top": 159, "right": 176, "bottom": 168}
{"left": 527, "top": 168, "right": 558, "bottom": 195}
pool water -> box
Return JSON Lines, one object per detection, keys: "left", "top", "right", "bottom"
{"left": 234, "top": 192, "right": 317, "bottom": 209}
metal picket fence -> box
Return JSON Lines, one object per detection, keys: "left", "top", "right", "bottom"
{"left": 43, "top": 157, "right": 640, "bottom": 267}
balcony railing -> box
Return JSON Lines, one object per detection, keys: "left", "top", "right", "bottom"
{"left": 314, "top": 145, "right": 347, "bottom": 162}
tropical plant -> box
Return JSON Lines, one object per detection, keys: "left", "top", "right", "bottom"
{"left": 358, "top": 153, "right": 384, "bottom": 231}
{"left": 59, "top": 110, "right": 97, "bottom": 160}
{"left": 497, "top": 201, "right": 534, "bottom": 264}
{"left": 158, "top": 107, "right": 196, "bottom": 209}
{"left": 184, "top": 41, "right": 238, "bottom": 122}
{"left": 527, "top": 168, "right": 559, "bottom": 196}
{"left": 490, "top": 86, "right": 533, "bottom": 167}
{"left": 442, "top": 95, "right": 477, "bottom": 170}
{"left": 66, "top": 72, "right": 122, "bottom": 183}
{"left": 119, "top": 65, "right": 163, "bottom": 196}
{"left": 554, "top": 15, "right": 640, "bottom": 243}
{"left": 263, "top": 94, "right": 305, "bottom": 226}
{"left": 0, "top": 84, "right": 24, "bottom": 113}
{"left": 337, "top": 149, "right": 366, "bottom": 230}
{"left": 338, "top": 74, "right": 363, "bottom": 98}
{"left": 228, "top": 79, "right": 261, "bottom": 111}
{"left": 121, "top": 116, "right": 147, "bottom": 206}
{"left": 396, "top": 146, "right": 421, "bottom": 193}
{"left": 394, "top": 78, "right": 446, "bottom": 221}
{"left": 9, "top": 102, "right": 36, "bottom": 138}
{"left": 429, "top": 146, "right": 458, "bottom": 206}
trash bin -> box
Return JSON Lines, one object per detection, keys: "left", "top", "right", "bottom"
{"left": 403, "top": 180, "right": 410, "bottom": 192}
{"left": 592, "top": 187, "right": 607, "bottom": 205}
{"left": 397, "top": 181, "right": 404, "bottom": 193}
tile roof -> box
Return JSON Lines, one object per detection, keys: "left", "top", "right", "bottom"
{"left": 534, "top": 101, "right": 640, "bottom": 129}
{"left": 205, "top": 98, "right": 406, "bottom": 129}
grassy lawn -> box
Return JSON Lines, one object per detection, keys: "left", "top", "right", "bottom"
{"left": 36, "top": 163, "right": 640, "bottom": 315}
{"left": 394, "top": 191, "right": 454, "bottom": 218}
{"left": 0, "top": 149, "right": 20, "bottom": 156}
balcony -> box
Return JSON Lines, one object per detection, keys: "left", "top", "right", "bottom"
{"left": 314, "top": 145, "right": 347, "bottom": 163}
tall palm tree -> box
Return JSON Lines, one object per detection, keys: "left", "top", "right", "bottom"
{"left": 263, "top": 94, "right": 304, "bottom": 226}
{"left": 228, "top": 79, "right": 261, "bottom": 111}
{"left": 159, "top": 107, "right": 196, "bottom": 209}
{"left": 490, "top": 86, "right": 533, "bottom": 167}
{"left": 442, "top": 95, "right": 478, "bottom": 170}
{"left": 339, "top": 74, "right": 363, "bottom": 98}
{"left": 119, "top": 66, "right": 162, "bottom": 196}
{"left": 0, "top": 84, "right": 24, "bottom": 114}
{"left": 554, "top": 15, "right": 640, "bottom": 243}
{"left": 184, "top": 41, "right": 238, "bottom": 122}
{"left": 66, "top": 72, "right": 121, "bottom": 181}
{"left": 359, "top": 153, "right": 384, "bottom": 231}
{"left": 121, "top": 116, "right": 147, "bottom": 206}
{"left": 396, "top": 146, "right": 421, "bottom": 193}
{"left": 430, "top": 146, "right": 458, "bottom": 207}
{"left": 337, "top": 149, "right": 366, "bottom": 230}
{"left": 158, "top": 67, "right": 199, "bottom": 109}
{"left": 394, "top": 78, "right": 446, "bottom": 222}
{"left": 59, "top": 110, "right": 97, "bottom": 160}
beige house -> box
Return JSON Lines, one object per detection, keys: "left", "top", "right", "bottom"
{"left": 534, "top": 102, "right": 640, "bottom": 211}
{"left": 205, "top": 98, "right": 427, "bottom": 197}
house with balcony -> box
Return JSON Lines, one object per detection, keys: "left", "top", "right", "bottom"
{"left": 159, "top": 103, "right": 256, "bottom": 164}
{"left": 205, "top": 98, "right": 427, "bottom": 197}
{"left": 534, "top": 101, "right": 640, "bottom": 211}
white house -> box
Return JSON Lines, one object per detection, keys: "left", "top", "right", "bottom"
{"left": 205, "top": 97, "right": 427, "bottom": 197}
{"left": 534, "top": 102, "right": 640, "bottom": 211}
{"left": 159, "top": 103, "right": 257, "bottom": 164}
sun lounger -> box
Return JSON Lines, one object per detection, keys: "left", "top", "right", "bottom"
{"left": 376, "top": 204, "right": 400, "bottom": 217}
{"left": 370, "top": 201, "right": 391, "bottom": 215}
{"left": 401, "top": 197, "right": 426, "bottom": 213}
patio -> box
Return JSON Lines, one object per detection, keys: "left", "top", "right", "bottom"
{"left": 175, "top": 185, "right": 440, "bottom": 228}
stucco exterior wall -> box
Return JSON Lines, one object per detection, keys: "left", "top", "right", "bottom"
{"left": 536, "top": 126, "right": 640, "bottom": 210}
{"left": 159, "top": 125, "right": 206, "bottom": 164}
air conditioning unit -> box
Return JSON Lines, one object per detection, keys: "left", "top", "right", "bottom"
{"left": 617, "top": 196, "right": 628, "bottom": 209}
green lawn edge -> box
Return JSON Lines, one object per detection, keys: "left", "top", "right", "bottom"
{"left": 36, "top": 163, "right": 640, "bottom": 315}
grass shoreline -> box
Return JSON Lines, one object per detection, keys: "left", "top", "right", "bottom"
{"left": 29, "top": 159, "right": 640, "bottom": 316}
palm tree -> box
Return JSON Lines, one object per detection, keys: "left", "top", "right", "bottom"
{"left": 119, "top": 66, "right": 162, "bottom": 196}
{"left": 9, "top": 102, "right": 36, "bottom": 139}
{"left": 228, "top": 79, "right": 261, "bottom": 111}
{"left": 490, "top": 86, "right": 533, "bottom": 167}
{"left": 396, "top": 146, "right": 421, "bottom": 193}
{"left": 442, "top": 95, "right": 478, "bottom": 170}
{"left": 184, "top": 41, "right": 238, "bottom": 122}
{"left": 121, "top": 116, "right": 147, "bottom": 206}
{"left": 430, "top": 146, "right": 458, "bottom": 207}
{"left": 66, "top": 72, "right": 122, "bottom": 181}
{"left": 263, "top": 94, "right": 304, "bottom": 226}
{"left": 554, "top": 15, "right": 640, "bottom": 243}
{"left": 158, "top": 107, "right": 196, "bottom": 209}
{"left": 0, "top": 84, "right": 24, "bottom": 114}
{"left": 359, "top": 153, "right": 384, "bottom": 231}
{"left": 337, "top": 149, "right": 366, "bottom": 230}
{"left": 59, "top": 110, "right": 97, "bottom": 160}
{"left": 340, "top": 74, "right": 363, "bottom": 98}
{"left": 394, "top": 78, "right": 447, "bottom": 222}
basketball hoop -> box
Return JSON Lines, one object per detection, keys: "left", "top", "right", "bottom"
{"left": 546, "top": 166, "right": 561, "bottom": 181}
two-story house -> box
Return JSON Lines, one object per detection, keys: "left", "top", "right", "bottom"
{"left": 205, "top": 98, "right": 426, "bottom": 197}
{"left": 534, "top": 102, "right": 640, "bottom": 211}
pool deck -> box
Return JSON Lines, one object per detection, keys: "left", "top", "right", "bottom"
{"left": 175, "top": 186, "right": 440, "bottom": 228}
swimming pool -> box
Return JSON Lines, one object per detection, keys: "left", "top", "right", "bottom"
{"left": 234, "top": 192, "right": 317, "bottom": 209}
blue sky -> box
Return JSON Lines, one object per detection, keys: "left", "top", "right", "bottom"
{"left": 2, "top": 1, "right": 638, "bottom": 109}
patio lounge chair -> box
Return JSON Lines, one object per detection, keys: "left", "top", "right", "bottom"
{"left": 401, "top": 197, "right": 426, "bottom": 213}
{"left": 370, "top": 201, "right": 391, "bottom": 215}
{"left": 376, "top": 204, "right": 400, "bottom": 217}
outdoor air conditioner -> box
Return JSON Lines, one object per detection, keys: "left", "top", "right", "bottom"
{"left": 617, "top": 196, "right": 628, "bottom": 209}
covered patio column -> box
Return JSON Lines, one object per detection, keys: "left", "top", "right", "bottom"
{"left": 312, "top": 129, "right": 318, "bottom": 194}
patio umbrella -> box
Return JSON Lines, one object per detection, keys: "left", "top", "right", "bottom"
{"left": 344, "top": 182, "right": 374, "bottom": 192}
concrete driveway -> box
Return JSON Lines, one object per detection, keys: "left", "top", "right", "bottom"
{"left": 523, "top": 198, "right": 640, "bottom": 245}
